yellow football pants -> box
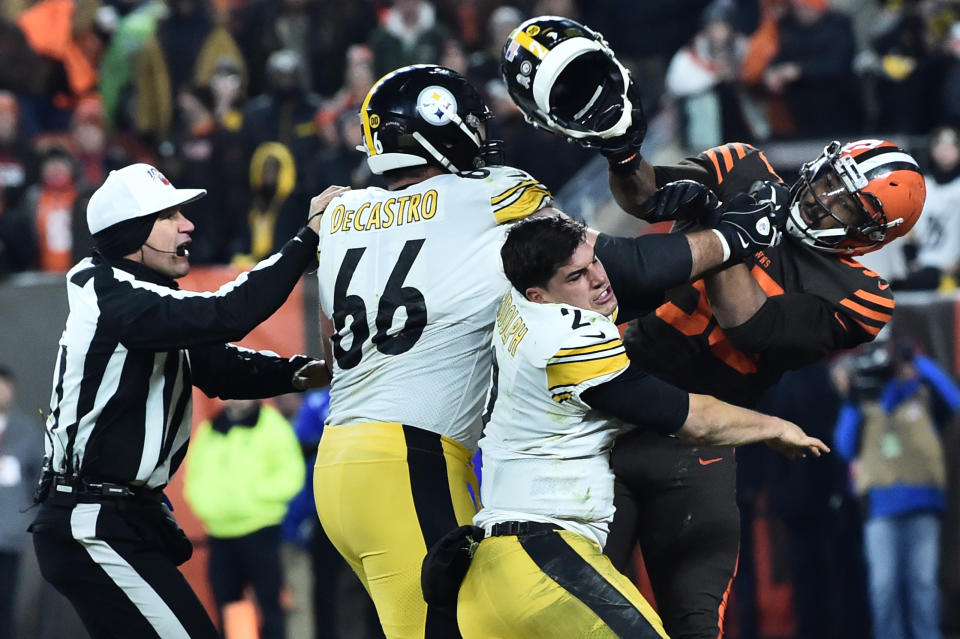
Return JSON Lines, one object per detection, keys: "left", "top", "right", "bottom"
{"left": 313, "top": 422, "right": 479, "bottom": 639}
{"left": 458, "top": 527, "right": 670, "bottom": 639}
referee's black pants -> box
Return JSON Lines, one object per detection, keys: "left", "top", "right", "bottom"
{"left": 31, "top": 495, "right": 218, "bottom": 639}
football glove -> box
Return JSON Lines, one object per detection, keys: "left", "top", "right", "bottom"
{"left": 713, "top": 192, "right": 784, "bottom": 261}
{"left": 642, "top": 180, "right": 721, "bottom": 224}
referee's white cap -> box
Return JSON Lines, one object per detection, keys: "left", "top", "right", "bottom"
{"left": 87, "top": 163, "right": 206, "bottom": 234}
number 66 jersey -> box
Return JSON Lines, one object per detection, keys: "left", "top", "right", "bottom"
{"left": 315, "top": 166, "right": 550, "bottom": 450}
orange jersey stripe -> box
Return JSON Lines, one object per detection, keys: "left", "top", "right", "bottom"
{"left": 840, "top": 298, "right": 892, "bottom": 323}
{"left": 719, "top": 144, "right": 734, "bottom": 171}
{"left": 704, "top": 148, "right": 724, "bottom": 183}
{"left": 854, "top": 289, "right": 895, "bottom": 309}
{"left": 853, "top": 317, "right": 882, "bottom": 336}
{"left": 732, "top": 142, "right": 747, "bottom": 159}
{"left": 755, "top": 150, "right": 782, "bottom": 182}
{"left": 751, "top": 265, "right": 785, "bottom": 297}
{"left": 840, "top": 257, "right": 881, "bottom": 278}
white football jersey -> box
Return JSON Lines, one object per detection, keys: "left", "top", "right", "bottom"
{"left": 915, "top": 175, "right": 960, "bottom": 270}
{"left": 475, "top": 288, "right": 630, "bottom": 548}
{"left": 316, "top": 166, "right": 550, "bottom": 450}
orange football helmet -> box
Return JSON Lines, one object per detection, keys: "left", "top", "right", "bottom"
{"left": 786, "top": 139, "right": 926, "bottom": 255}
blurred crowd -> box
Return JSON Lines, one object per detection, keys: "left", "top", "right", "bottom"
{"left": 0, "top": 0, "right": 960, "bottom": 283}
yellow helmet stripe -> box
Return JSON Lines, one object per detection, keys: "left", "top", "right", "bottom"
{"left": 360, "top": 69, "right": 402, "bottom": 157}
{"left": 512, "top": 29, "right": 549, "bottom": 60}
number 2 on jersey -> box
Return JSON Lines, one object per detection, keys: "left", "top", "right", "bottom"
{"left": 332, "top": 239, "right": 427, "bottom": 369}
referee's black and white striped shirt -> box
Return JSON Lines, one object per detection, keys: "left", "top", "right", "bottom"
{"left": 45, "top": 227, "right": 319, "bottom": 490}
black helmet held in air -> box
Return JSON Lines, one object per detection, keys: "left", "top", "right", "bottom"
{"left": 500, "top": 16, "right": 642, "bottom": 148}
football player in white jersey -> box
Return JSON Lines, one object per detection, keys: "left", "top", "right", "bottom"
{"left": 456, "top": 215, "right": 828, "bottom": 639}
{"left": 311, "top": 64, "right": 785, "bottom": 639}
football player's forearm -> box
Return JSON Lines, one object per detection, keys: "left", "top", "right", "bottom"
{"left": 679, "top": 394, "right": 785, "bottom": 447}
{"left": 609, "top": 156, "right": 657, "bottom": 217}
{"left": 686, "top": 230, "right": 728, "bottom": 279}
{"left": 704, "top": 262, "right": 767, "bottom": 328}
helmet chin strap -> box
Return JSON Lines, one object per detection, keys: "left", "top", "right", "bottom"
{"left": 412, "top": 132, "right": 460, "bottom": 173}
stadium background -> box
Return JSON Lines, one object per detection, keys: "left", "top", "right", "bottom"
{"left": 2, "top": 0, "right": 960, "bottom": 637}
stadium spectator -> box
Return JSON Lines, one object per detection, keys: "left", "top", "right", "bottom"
{"left": 208, "top": 55, "right": 246, "bottom": 132}
{"left": 234, "top": 0, "right": 376, "bottom": 99}
{"left": 0, "top": 365, "right": 43, "bottom": 639}
{"left": 863, "top": 0, "right": 940, "bottom": 135}
{"left": 0, "top": 92, "right": 33, "bottom": 218}
{"left": 15, "top": 145, "right": 79, "bottom": 272}
{"left": 68, "top": 95, "right": 110, "bottom": 188}
{"left": 316, "top": 44, "right": 376, "bottom": 145}
{"left": 15, "top": 0, "right": 99, "bottom": 132}
{"left": 754, "top": 0, "right": 861, "bottom": 138}
{"left": 241, "top": 49, "right": 322, "bottom": 166}
{"left": 237, "top": 50, "right": 323, "bottom": 262}
{"left": 133, "top": 0, "right": 245, "bottom": 143}
{"left": 184, "top": 398, "right": 304, "bottom": 639}
{"left": 234, "top": 141, "right": 300, "bottom": 265}
{"left": 900, "top": 127, "right": 960, "bottom": 290}
{"left": 368, "top": 0, "right": 449, "bottom": 78}
{"left": 665, "top": 0, "right": 756, "bottom": 151}
{"left": 939, "top": 21, "right": 960, "bottom": 126}
{"left": 439, "top": 37, "right": 469, "bottom": 75}
{"left": 466, "top": 5, "right": 524, "bottom": 87}
{"left": 97, "top": 0, "right": 167, "bottom": 134}
{"left": 833, "top": 340, "right": 957, "bottom": 639}
{"left": 169, "top": 84, "right": 247, "bottom": 264}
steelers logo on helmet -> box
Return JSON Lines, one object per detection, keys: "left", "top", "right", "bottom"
{"left": 417, "top": 86, "right": 458, "bottom": 126}
{"left": 356, "top": 65, "right": 495, "bottom": 175}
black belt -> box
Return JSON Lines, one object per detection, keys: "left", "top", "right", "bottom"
{"left": 50, "top": 475, "right": 163, "bottom": 502}
{"left": 489, "top": 521, "right": 559, "bottom": 537}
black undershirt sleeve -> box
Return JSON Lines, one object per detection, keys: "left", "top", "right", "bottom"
{"left": 190, "top": 346, "right": 310, "bottom": 399}
{"left": 581, "top": 362, "right": 689, "bottom": 435}
{"left": 594, "top": 232, "right": 693, "bottom": 323}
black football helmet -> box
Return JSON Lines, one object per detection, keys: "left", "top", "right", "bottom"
{"left": 357, "top": 64, "right": 497, "bottom": 175}
{"left": 500, "top": 16, "right": 641, "bottom": 147}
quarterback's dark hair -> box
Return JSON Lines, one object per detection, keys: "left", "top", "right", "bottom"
{"left": 501, "top": 215, "right": 586, "bottom": 295}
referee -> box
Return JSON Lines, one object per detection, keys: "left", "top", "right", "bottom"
{"left": 29, "top": 164, "right": 340, "bottom": 639}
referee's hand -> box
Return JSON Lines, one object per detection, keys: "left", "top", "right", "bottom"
{"left": 308, "top": 185, "right": 351, "bottom": 232}
{"left": 293, "top": 359, "right": 332, "bottom": 390}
